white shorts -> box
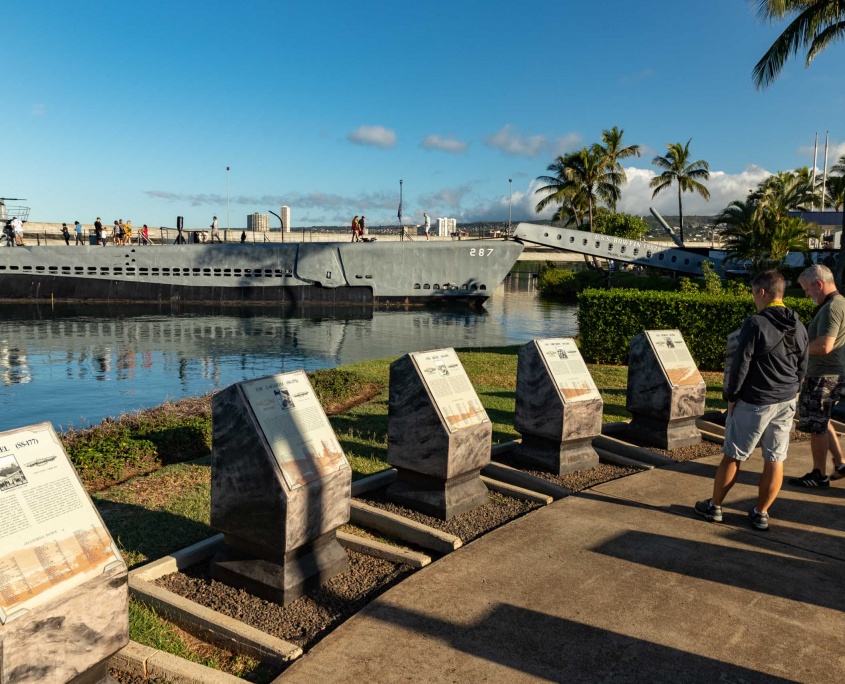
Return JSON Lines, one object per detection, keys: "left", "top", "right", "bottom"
{"left": 723, "top": 398, "right": 796, "bottom": 463}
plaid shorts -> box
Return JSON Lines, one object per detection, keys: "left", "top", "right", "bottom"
{"left": 797, "top": 376, "right": 845, "bottom": 434}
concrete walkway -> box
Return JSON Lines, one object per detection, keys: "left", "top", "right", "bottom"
{"left": 281, "top": 441, "right": 845, "bottom": 683}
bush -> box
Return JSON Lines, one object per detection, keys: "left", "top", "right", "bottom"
{"left": 537, "top": 268, "right": 603, "bottom": 299}
{"left": 577, "top": 288, "right": 815, "bottom": 370}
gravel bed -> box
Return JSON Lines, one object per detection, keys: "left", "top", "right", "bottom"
{"left": 355, "top": 488, "right": 541, "bottom": 542}
{"left": 493, "top": 456, "right": 641, "bottom": 491}
{"left": 110, "top": 671, "right": 168, "bottom": 684}
{"left": 155, "top": 550, "right": 412, "bottom": 650}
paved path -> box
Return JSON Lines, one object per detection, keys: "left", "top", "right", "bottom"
{"left": 281, "top": 441, "right": 845, "bottom": 683}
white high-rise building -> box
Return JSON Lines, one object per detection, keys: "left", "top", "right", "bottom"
{"left": 281, "top": 206, "right": 291, "bottom": 232}
{"left": 247, "top": 213, "right": 269, "bottom": 232}
{"left": 437, "top": 217, "right": 457, "bottom": 237}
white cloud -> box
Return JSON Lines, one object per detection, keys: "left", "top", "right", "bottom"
{"left": 32, "top": 103, "right": 45, "bottom": 116}
{"left": 616, "top": 165, "right": 773, "bottom": 216}
{"left": 484, "top": 125, "right": 548, "bottom": 157}
{"left": 347, "top": 125, "right": 397, "bottom": 148}
{"left": 421, "top": 134, "right": 468, "bottom": 154}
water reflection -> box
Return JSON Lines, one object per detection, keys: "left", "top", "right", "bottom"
{"left": 0, "top": 278, "right": 576, "bottom": 431}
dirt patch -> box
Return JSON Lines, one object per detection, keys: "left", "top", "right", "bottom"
{"left": 493, "top": 456, "right": 641, "bottom": 491}
{"left": 155, "top": 550, "right": 412, "bottom": 653}
{"left": 355, "top": 488, "right": 541, "bottom": 543}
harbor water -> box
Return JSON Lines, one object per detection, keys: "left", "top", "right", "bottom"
{"left": 0, "top": 275, "right": 577, "bottom": 432}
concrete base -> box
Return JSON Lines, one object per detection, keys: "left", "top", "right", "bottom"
{"left": 512, "top": 434, "right": 599, "bottom": 475}
{"left": 68, "top": 662, "right": 116, "bottom": 684}
{"left": 210, "top": 531, "right": 347, "bottom": 606}
{"left": 628, "top": 414, "right": 701, "bottom": 450}
{"left": 386, "top": 468, "right": 489, "bottom": 520}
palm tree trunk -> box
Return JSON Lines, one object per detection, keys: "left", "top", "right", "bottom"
{"left": 677, "top": 185, "right": 684, "bottom": 245}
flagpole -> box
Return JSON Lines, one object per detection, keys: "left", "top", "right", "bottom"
{"left": 822, "top": 132, "right": 829, "bottom": 209}
{"left": 398, "top": 179, "right": 403, "bottom": 240}
{"left": 812, "top": 132, "right": 818, "bottom": 210}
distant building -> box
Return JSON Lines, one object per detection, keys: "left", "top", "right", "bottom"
{"left": 281, "top": 206, "right": 291, "bottom": 232}
{"left": 437, "top": 217, "right": 457, "bottom": 237}
{"left": 247, "top": 213, "right": 270, "bottom": 232}
{"left": 788, "top": 211, "right": 844, "bottom": 248}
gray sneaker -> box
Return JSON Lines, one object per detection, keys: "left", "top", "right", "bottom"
{"left": 748, "top": 508, "right": 769, "bottom": 531}
{"left": 694, "top": 499, "right": 722, "bottom": 522}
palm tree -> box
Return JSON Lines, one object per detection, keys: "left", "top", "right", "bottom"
{"left": 824, "top": 174, "right": 845, "bottom": 210}
{"left": 752, "top": 1, "right": 845, "bottom": 89}
{"left": 753, "top": 170, "right": 813, "bottom": 220}
{"left": 752, "top": 2, "right": 845, "bottom": 283}
{"left": 650, "top": 140, "right": 710, "bottom": 244}
{"left": 595, "top": 126, "right": 641, "bottom": 211}
{"left": 535, "top": 147, "right": 621, "bottom": 228}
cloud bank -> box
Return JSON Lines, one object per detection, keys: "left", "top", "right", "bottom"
{"left": 484, "top": 125, "right": 581, "bottom": 158}
{"left": 347, "top": 125, "right": 397, "bottom": 148}
{"left": 421, "top": 134, "right": 468, "bottom": 154}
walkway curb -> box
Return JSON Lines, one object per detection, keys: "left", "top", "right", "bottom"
{"left": 111, "top": 640, "right": 245, "bottom": 684}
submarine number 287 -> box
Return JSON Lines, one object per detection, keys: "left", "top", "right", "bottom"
{"left": 469, "top": 248, "right": 494, "bottom": 257}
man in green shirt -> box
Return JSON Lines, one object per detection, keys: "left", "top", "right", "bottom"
{"left": 791, "top": 264, "right": 845, "bottom": 487}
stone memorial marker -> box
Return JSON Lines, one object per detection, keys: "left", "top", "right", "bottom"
{"left": 387, "top": 348, "right": 491, "bottom": 520}
{"left": 0, "top": 422, "right": 128, "bottom": 684}
{"left": 627, "top": 330, "right": 705, "bottom": 449}
{"left": 210, "top": 370, "right": 350, "bottom": 606}
{"left": 513, "top": 338, "right": 602, "bottom": 474}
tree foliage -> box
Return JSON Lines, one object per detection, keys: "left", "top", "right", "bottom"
{"left": 752, "top": 0, "right": 845, "bottom": 89}
{"left": 590, "top": 210, "right": 649, "bottom": 240}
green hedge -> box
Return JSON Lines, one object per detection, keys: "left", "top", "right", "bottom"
{"left": 577, "top": 289, "right": 815, "bottom": 370}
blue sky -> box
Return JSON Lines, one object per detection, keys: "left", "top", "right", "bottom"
{"left": 5, "top": 1, "right": 845, "bottom": 228}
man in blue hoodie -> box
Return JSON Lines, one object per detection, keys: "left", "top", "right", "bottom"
{"left": 695, "top": 270, "right": 808, "bottom": 530}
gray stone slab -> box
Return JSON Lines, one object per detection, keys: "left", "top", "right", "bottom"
{"left": 513, "top": 340, "right": 601, "bottom": 474}
{"left": 210, "top": 374, "right": 350, "bottom": 605}
{"left": 387, "top": 351, "right": 491, "bottom": 519}
{"left": 626, "top": 331, "right": 705, "bottom": 449}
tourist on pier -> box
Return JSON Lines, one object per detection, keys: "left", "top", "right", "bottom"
{"left": 352, "top": 216, "right": 360, "bottom": 242}
{"left": 423, "top": 212, "right": 430, "bottom": 240}
{"left": 695, "top": 270, "right": 807, "bottom": 531}
{"left": 210, "top": 216, "right": 221, "bottom": 243}
{"left": 789, "top": 264, "right": 845, "bottom": 487}
{"left": 74, "top": 221, "right": 83, "bottom": 245}
{"left": 94, "top": 217, "right": 103, "bottom": 245}
{"left": 124, "top": 221, "right": 133, "bottom": 245}
{"left": 141, "top": 224, "right": 150, "bottom": 245}
{"left": 240, "top": 230, "right": 247, "bottom": 243}
{"left": 61, "top": 223, "right": 70, "bottom": 245}
{"left": 359, "top": 215, "right": 366, "bottom": 238}
{"left": 2, "top": 221, "right": 14, "bottom": 247}
{"left": 99, "top": 223, "right": 108, "bottom": 246}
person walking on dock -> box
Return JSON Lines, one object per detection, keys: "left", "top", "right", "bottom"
{"left": 695, "top": 270, "right": 808, "bottom": 530}
{"left": 211, "top": 216, "right": 221, "bottom": 243}
{"left": 94, "top": 217, "right": 103, "bottom": 245}
{"left": 141, "top": 224, "right": 150, "bottom": 245}
{"left": 423, "top": 212, "right": 430, "bottom": 240}
{"left": 61, "top": 223, "right": 70, "bottom": 245}
{"left": 351, "top": 216, "right": 360, "bottom": 242}
{"left": 74, "top": 221, "right": 83, "bottom": 245}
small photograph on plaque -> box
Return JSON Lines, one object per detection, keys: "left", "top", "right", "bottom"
{"left": 646, "top": 330, "right": 704, "bottom": 387}
{"left": 410, "top": 349, "right": 489, "bottom": 432}
{"left": 0, "top": 424, "right": 122, "bottom": 624}
{"left": 536, "top": 338, "right": 601, "bottom": 403}
{"left": 241, "top": 371, "right": 349, "bottom": 490}
{"left": 0, "top": 454, "right": 28, "bottom": 492}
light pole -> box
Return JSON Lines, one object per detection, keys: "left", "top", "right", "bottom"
{"left": 226, "top": 166, "right": 230, "bottom": 235}
{"left": 398, "top": 179, "right": 403, "bottom": 239}
{"left": 508, "top": 178, "right": 512, "bottom": 236}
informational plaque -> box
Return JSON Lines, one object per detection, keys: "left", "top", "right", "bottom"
{"left": 0, "top": 423, "right": 121, "bottom": 624}
{"left": 241, "top": 370, "right": 349, "bottom": 490}
{"left": 646, "top": 330, "right": 704, "bottom": 387}
{"left": 535, "top": 338, "right": 600, "bottom": 402}
{"left": 410, "top": 349, "right": 489, "bottom": 432}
